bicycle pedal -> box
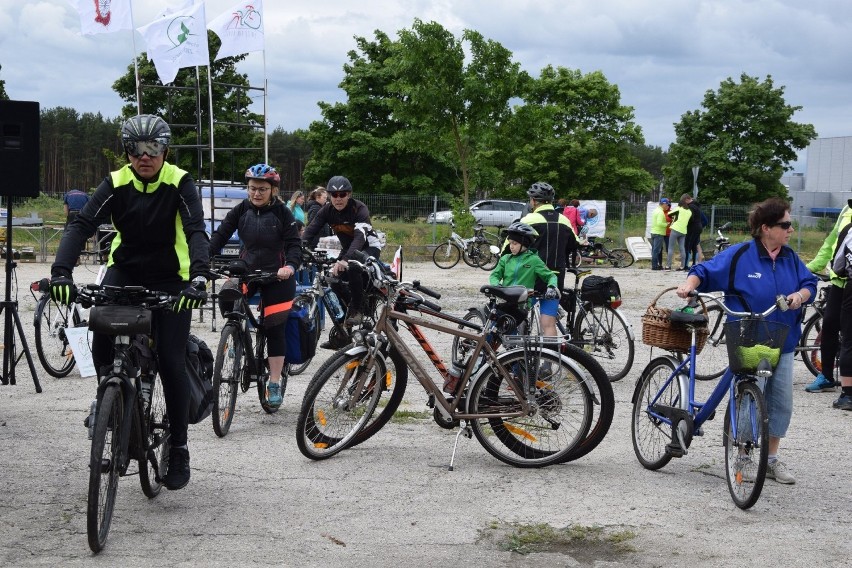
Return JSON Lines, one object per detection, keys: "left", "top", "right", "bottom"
{"left": 665, "top": 444, "right": 686, "bottom": 458}
{"left": 426, "top": 393, "right": 436, "bottom": 408}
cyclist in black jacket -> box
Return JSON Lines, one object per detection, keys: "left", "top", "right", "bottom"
{"left": 302, "top": 176, "right": 384, "bottom": 348}
{"left": 209, "top": 164, "right": 303, "bottom": 409}
{"left": 50, "top": 114, "right": 209, "bottom": 491}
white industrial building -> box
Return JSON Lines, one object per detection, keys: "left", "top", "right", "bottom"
{"left": 786, "top": 136, "right": 852, "bottom": 223}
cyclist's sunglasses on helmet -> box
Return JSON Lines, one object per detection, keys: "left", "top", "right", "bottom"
{"left": 124, "top": 139, "right": 168, "bottom": 158}
{"left": 329, "top": 191, "right": 349, "bottom": 198}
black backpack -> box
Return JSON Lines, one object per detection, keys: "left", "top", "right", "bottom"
{"left": 186, "top": 334, "right": 214, "bottom": 424}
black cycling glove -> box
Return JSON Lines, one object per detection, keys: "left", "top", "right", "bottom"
{"left": 50, "top": 276, "right": 76, "bottom": 306}
{"left": 174, "top": 277, "right": 208, "bottom": 313}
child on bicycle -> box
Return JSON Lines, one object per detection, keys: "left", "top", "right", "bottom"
{"left": 490, "top": 222, "right": 559, "bottom": 298}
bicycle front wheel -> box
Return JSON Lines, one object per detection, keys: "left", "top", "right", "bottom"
{"left": 348, "top": 345, "right": 409, "bottom": 448}
{"left": 609, "top": 248, "right": 634, "bottom": 268}
{"left": 87, "top": 385, "right": 123, "bottom": 553}
{"left": 693, "top": 304, "right": 728, "bottom": 381}
{"left": 699, "top": 239, "right": 717, "bottom": 260}
{"left": 478, "top": 244, "right": 499, "bottom": 270}
{"left": 212, "top": 324, "right": 242, "bottom": 437}
{"left": 799, "top": 313, "right": 824, "bottom": 377}
{"left": 296, "top": 349, "right": 386, "bottom": 460}
{"left": 573, "top": 304, "right": 634, "bottom": 382}
{"left": 724, "top": 381, "right": 768, "bottom": 510}
{"left": 432, "top": 242, "right": 461, "bottom": 269}
{"left": 34, "top": 295, "right": 77, "bottom": 378}
{"left": 469, "top": 349, "right": 593, "bottom": 468}
{"left": 631, "top": 358, "right": 680, "bottom": 470}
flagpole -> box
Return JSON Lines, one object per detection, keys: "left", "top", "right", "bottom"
{"left": 263, "top": 49, "right": 268, "bottom": 164}
{"left": 129, "top": 2, "right": 141, "bottom": 114}
{"left": 207, "top": 62, "right": 215, "bottom": 166}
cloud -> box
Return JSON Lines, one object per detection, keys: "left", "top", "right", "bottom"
{"left": 3, "top": 0, "right": 852, "bottom": 171}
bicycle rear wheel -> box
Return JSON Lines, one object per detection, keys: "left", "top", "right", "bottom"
{"left": 631, "top": 358, "right": 680, "bottom": 470}
{"left": 296, "top": 349, "right": 386, "bottom": 460}
{"left": 139, "top": 375, "right": 171, "bottom": 497}
{"left": 34, "top": 295, "right": 77, "bottom": 378}
{"left": 432, "top": 242, "right": 461, "bottom": 269}
{"left": 609, "top": 248, "right": 634, "bottom": 268}
{"left": 212, "top": 324, "right": 242, "bottom": 437}
{"left": 469, "top": 348, "right": 593, "bottom": 467}
{"left": 573, "top": 304, "right": 634, "bottom": 382}
{"left": 87, "top": 385, "right": 122, "bottom": 553}
{"left": 799, "top": 313, "right": 824, "bottom": 377}
{"left": 724, "top": 381, "right": 768, "bottom": 510}
{"left": 693, "top": 303, "right": 728, "bottom": 381}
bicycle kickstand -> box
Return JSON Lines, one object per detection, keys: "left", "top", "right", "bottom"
{"left": 448, "top": 420, "right": 472, "bottom": 472}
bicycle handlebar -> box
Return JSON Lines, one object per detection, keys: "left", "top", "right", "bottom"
{"left": 689, "top": 291, "right": 789, "bottom": 319}
{"left": 76, "top": 284, "right": 177, "bottom": 310}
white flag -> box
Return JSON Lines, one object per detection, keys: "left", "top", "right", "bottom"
{"left": 390, "top": 246, "right": 403, "bottom": 280}
{"left": 137, "top": 1, "right": 209, "bottom": 85}
{"left": 207, "top": 0, "right": 266, "bottom": 61}
{"left": 70, "top": 0, "right": 133, "bottom": 35}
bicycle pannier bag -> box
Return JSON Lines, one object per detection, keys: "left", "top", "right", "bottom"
{"left": 580, "top": 275, "right": 621, "bottom": 306}
{"left": 88, "top": 305, "right": 152, "bottom": 335}
{"left": 186, "top": 334, "right": 214, "bottom": 424}
{"left": 286, "top": 296, "right": 318, "bottom": 364}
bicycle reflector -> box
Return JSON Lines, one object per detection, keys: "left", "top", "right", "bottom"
{"left": 31, "top": 278, "right": 49, "bottom": 292}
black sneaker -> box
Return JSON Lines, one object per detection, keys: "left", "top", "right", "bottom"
{"left": 162, "top": 447, "right": 190, "bottom": 490}
{"left": 832, "top": 393, "right": 852, "bottom": 411}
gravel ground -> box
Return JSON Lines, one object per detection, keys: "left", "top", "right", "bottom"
{"left": 0, "top": 259, "right": 848, "bottom": 567}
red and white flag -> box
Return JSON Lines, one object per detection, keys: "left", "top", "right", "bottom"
{"left": 137, "top": 0, "right": 209, "bottom": 85}
{"left": 390, "top": 246, "right": 403, "bottom": 281}
{"left": 71, "top": 0, "right": 133, "bottom": 35}
{"left": 207, "top": 0, "right": 266, "bottom": 61}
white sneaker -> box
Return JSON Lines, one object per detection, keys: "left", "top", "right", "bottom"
{"left": 766, "top": 460, "right": 796, "bottom": 484}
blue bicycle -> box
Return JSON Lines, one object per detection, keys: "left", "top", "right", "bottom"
{"left": 631, "top": 288, "right": 789, "bottom": 509}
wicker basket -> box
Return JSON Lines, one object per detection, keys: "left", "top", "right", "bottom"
{"left": 641, "top": 287, "right": 709, "bottom": 354}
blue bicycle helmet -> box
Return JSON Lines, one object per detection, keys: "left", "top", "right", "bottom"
{"left": 245, "top": 163, "right": 280, "bottom": 186}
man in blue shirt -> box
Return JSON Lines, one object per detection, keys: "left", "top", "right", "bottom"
{"left": 63, "top": 189, "right": 90, "bottom": 226}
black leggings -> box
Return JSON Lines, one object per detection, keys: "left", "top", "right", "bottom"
{"left": 91, "top": 270, "right": 193, "bottom": 447}
{"left": 818, "top": 285, "right": 842, "bottom": 380}
{"left": 837, "top": 284, "right": 852, "bottom": 377}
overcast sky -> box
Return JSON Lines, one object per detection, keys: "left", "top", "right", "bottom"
{"left": 3, "top": 0, "right": 852, "bottom": 173}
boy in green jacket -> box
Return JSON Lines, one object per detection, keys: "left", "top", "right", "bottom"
{"left": 491, "top": 222, "right": 559, "bottom": 294}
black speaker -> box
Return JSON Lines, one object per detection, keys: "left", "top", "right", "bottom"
{"left": 0, "top": 100, "right": 40, "bottom": 198}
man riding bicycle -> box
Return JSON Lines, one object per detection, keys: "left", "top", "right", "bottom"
{"left": 50, "top": 114, "right": 210, "bottom": 491}
{"left": 302, "top": 175, "right": 384, "bottom": 349}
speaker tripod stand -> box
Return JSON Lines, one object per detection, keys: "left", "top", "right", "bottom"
{"left": 1, "top": 200, "right": 41, "bottom": 392}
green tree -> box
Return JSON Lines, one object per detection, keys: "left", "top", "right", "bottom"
{"left": 304, "top": 30, "right": 456, "bottom": 195}
{"left": 387, "top": 19, "right": 524, "bottom": 204}
{"left": 268, "top": 127, "right": 312, "bottom": 193}
{"left": 664, "top": 73, "right": 817, "bottom": 204}
{"left": 0, "top": 64, "right": 8, "bottom": 100}
{"left": 112, "top": 32, "right": 264, "bottom": 181}
{"left": 502, "top": 66, "right": 655, "bottom": 200}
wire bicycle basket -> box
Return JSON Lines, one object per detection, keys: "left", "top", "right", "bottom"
{"left": 724, "top": 317, "right": 789, "bottom": 374}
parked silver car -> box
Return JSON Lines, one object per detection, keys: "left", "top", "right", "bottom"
{"left": 427, "top": 199, "right": 527, "bottom": 227}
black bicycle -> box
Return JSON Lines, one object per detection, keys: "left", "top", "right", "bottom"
{"left": 209, "top": 260, "right": 289, "bottom": 437}
{"left": 75, "top": 284, "right": 177, "bottom": 553}
{"left": 574, "top": 236, "right": 635, "bottom": 268}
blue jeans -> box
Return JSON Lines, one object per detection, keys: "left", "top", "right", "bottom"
{"left": 756, "top": 351, "right": 794, "bottom": 439}
{"left": 650, "top": 234, "right": 666, "bottom": 269}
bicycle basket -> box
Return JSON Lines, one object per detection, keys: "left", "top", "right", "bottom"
{"left": 724, "top": 318, "right": 789, "bottom": 374}
{"left": 88, "top": 305, "right": 152, "bottom": 335}
{"left": 641, "top": 287, "right": 708, "bottom": 354}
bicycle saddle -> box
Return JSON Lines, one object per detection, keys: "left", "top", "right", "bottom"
{"left": 669, "top": 310, "right": 708, "bottom": 326}
{"left": 480, "top": 285, "right": 528, "bottom": 303}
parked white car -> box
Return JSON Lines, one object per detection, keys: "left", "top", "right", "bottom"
{"left": 427, "top": 199, "right": 527, "bottom": 227}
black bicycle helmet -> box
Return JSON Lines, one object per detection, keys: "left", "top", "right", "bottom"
{"left": 527, "top": 181, "right": 555, "bottom": 202}
{"left": 121, "top": 114, "right": 171, "bottom": 142}
{"left": 245, "top": 163, "right": 280, "bottom": 186}
{"left": 326, "top": 176, "right": 353, "bottom": 193}
{"left": 504, "top": 221, "right": 539, "bottom": 248}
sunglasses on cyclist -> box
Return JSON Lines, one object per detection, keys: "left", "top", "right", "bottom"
{"left": 771, "top": 221, "right": 793, "bottom": 230}
{"left": 123, "top": 139, "right": 168, "bottom": 158}
{"left": 329, "top": 191, "right": 350, "bottom": 199}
